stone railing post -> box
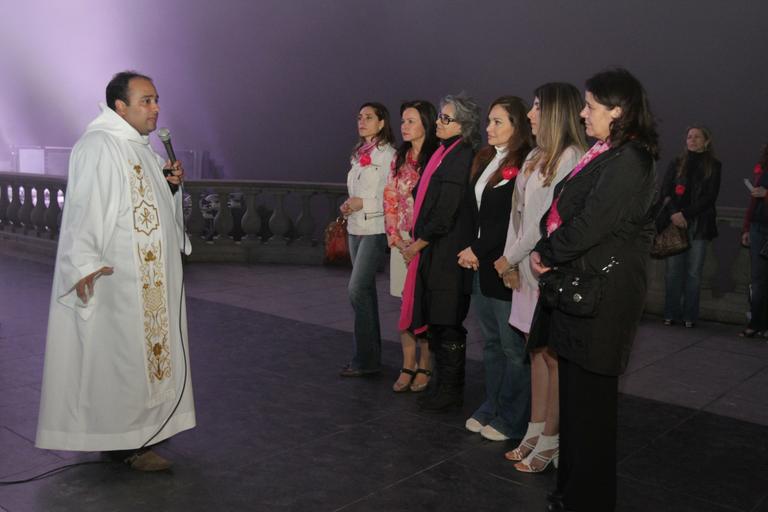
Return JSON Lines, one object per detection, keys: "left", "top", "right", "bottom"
{"left": 45, "top": 185, "right": 63, "bottom": 240}
{"left": 30, "top": 184, "right": 47, "bottom": 235}
{"left": 7, "top": 184, "right": 22, "bottom": 231}
{"left": 0, "top": 178, "right": 10, "bottom": 229}
{"left": 239, "top": 189, "right": 262, "bottom": 241}
{"left": 294, "top": 192, "right": 315, "bottom": 245}
{"left": 213, "top": 189, "right": 234, "bottom": 244}
{"left": 184, "top": 189, "right": 206, "bottom": 240}
{"left": 266, "top": 190, "right": 292, "bottom": 245}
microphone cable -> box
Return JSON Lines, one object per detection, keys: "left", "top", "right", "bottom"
{"left": 0, "top": 170, "right": 190, "bottom": 485}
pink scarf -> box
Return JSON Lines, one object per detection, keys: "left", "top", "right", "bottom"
{"left": 546, "top": 141, "right": 611, "bottom": 235}
{"left": 398, "top": 138, "right": 463, "bottom": 332}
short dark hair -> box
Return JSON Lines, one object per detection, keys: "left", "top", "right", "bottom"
{"left": 106, "top": 71, "right": 152, "bottom": 110}
{"left": 585, "top": 68, "right": 659, "bottom": 159}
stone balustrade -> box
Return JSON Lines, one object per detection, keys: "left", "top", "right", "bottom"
{"left": 0, "top": 171, "right": 754, "bottom": 323}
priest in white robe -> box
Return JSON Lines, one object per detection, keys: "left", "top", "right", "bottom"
{"left": 36, "top": 71, "right": 196, "bottom": 471}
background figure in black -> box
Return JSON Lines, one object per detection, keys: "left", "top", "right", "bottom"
{"left": 658, "top": 125, "right": 721, "bottom": 328}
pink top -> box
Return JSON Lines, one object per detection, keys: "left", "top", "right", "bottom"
{"left": 383, "top": 152, "right": 420, "bottom": 247}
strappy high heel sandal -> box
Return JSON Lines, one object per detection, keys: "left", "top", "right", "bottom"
{"left": 504, "top": 421, "right": 544, "bottom": 461}
{"left": 514, "top": 433, "right": 559, "bottom": 473}
{"left": 409, "top": 368, "right": 432, "bottom": 392}
{"left": 392, "top": 368, "right": 416, "bottom": 393}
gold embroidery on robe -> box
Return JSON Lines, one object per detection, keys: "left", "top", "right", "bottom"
{"left": 129, "top": 163, "right": 171, "bottom": 384}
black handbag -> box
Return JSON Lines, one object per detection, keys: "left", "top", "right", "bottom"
{"left": 538, "top": 257, "right": 619, "bottom": 318}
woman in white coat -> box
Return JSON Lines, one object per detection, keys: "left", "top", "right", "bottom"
{"left": 339, "top": 102, "right": 397, "bottom": 377}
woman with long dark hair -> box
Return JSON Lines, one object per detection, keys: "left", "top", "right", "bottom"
{"left": 530, "top": 68, "right": 658, "bottom": 512}
{"left": 494, "top": 83, "right": 587, "bottom": 469}
{"left": 339, "top": 102, "right": 396, "bottom": 377}
{"left": 740, "top": 142, "right": 768, "bottom": 337}
{"left": 384, "top": 100, "right": 439, "bottom": 392}
{"left": 459, "top": 96, "right": 534, "bottom": 441}
{"left": 658, "top": 126, "right": 721, "bottom": 328}
{"left": 399, "top": 93, "right": 481, "bottom": 411}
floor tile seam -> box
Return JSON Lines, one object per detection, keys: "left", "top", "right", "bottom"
{"left": 691, "top": 337, "right": 768, "bottom": 362}
{"left": 749, "top": 493, "right": 768, "bottom": 512}
{"left": 330, "top": 457, "right": 458, "bottom": 512}
{"left": 445, "top": 454, "right": 541, "bottom": 489}
{"left": 620, "top": 337, "right": 722, "bottom": 377}
{"left": 616, "top": 406, "right": 701, "bottom": 465}
{"left": 698, "top": 362, "right": 768, "bottom": 411}
{"left": 614, "top": 470, "right": 746, "bottom": 512}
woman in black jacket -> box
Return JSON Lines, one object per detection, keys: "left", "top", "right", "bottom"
{"left": 658, "top": 126, "right": 721, "bottom": 328}
{"left": 529, "top": 68, "right": 658, "bottom": 512}
{"left": 400, "top": 93, "right": 481, "bottom": 411}
{"left": 458, "top": 96, "right": 533, "bottom": 440}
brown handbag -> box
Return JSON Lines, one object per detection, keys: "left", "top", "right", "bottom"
{"left": 650, "top": 224, "right": 689, "bottom": 258}
{"left": 502, "top": 264, "right": 521, "bottom": 290}
{"left": 323, "top": 216, "right": 350, "bottom": 265}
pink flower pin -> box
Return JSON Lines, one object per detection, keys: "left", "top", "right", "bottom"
{"left": 359, "top": 154, "right": 372, "bottom": 167}
{"left": 501, "top": 166, "right": 519, "bottom": 181}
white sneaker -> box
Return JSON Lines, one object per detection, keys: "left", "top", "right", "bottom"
{"left": 465, "top": 417, "right": 484, "bottom": 433}
{"left": 480, "top": 424, "right": 509, "bottom": 441}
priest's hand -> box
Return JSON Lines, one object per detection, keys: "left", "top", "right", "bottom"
{"left": 75, "top": 266, "right": 114, "bottom": 303}
{"left": 164, "top": 160, "right": 184, "bottom": 186}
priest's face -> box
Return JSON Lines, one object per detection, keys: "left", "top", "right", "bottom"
{"left": 115, "top": 78, "right": 160, "bottom": 135}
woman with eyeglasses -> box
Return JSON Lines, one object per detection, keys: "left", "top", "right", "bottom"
{"left": 495, "top": 83, "right": 587, "bottom": 471}
{"left": 384, "top": 100, "right": 439, "bottom": 392}
{"left": 399, "top": 93, "right": 482, "bottom": 411}
{"left": 530, "top": 68, "right": 658, "bottom": 511}
{"left": 339, "top": 102, "right": 397, "bottom": 378}
{"left": 458, "top": 96, "right": 534, "bottom": 441}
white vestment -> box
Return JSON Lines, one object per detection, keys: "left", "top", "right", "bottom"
{"left": 36, "top": 104, "right": 196, "bottom": 451}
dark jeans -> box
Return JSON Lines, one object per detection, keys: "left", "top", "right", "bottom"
{"left": 664, "top": 232, "right": 708, "bottom": 323}
{"left": 749, "top": 223, "right": 768, "bottom": 331}
{"left": 469, "top": 274, "right": 530, "bottom": 438}
{"left": 558, "top": 356, "right": 618, "bottom": 512}
{"left": 347, "top": 233, "right": 387, "bottom": 371}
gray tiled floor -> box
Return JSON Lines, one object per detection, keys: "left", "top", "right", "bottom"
{"left": 1, "top": 253, "right": 768, "bottom": 511}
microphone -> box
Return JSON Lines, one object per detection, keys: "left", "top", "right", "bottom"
{"left": 157, "top": 127, "right": 177, "bottom": 163}
{"left": 157, "top": 127, "right": 179, "bottom": 194}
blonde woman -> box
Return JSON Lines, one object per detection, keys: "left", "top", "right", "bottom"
{"left": 494, "top": 82, "right": 587, "bottom": 472}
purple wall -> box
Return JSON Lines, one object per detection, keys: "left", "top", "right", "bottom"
{"left": 1, "top": 0, "right": 766, "bottom": 206}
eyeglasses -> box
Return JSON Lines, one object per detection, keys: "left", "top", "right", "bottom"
{"left": 438, "top": 113, "right": 457, "bottom": 125}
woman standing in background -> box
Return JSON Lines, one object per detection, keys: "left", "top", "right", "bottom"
{"left": 658, "top": 126, "right": 721, "bottom": 328}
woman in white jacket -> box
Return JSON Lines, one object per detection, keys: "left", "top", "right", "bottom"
{"left": 494, "top": 83, "right": 587, "bottom": 472}
{"left": 339, "top": 102, "right": 397, "bottom": 377}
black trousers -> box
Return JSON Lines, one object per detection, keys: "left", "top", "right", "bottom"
{"left": 558, "top": 356, "right": 618, "bottom": 512}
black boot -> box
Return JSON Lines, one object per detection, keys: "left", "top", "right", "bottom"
{"left": 419, "top": 341, "right": 465, "bottom": 411}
